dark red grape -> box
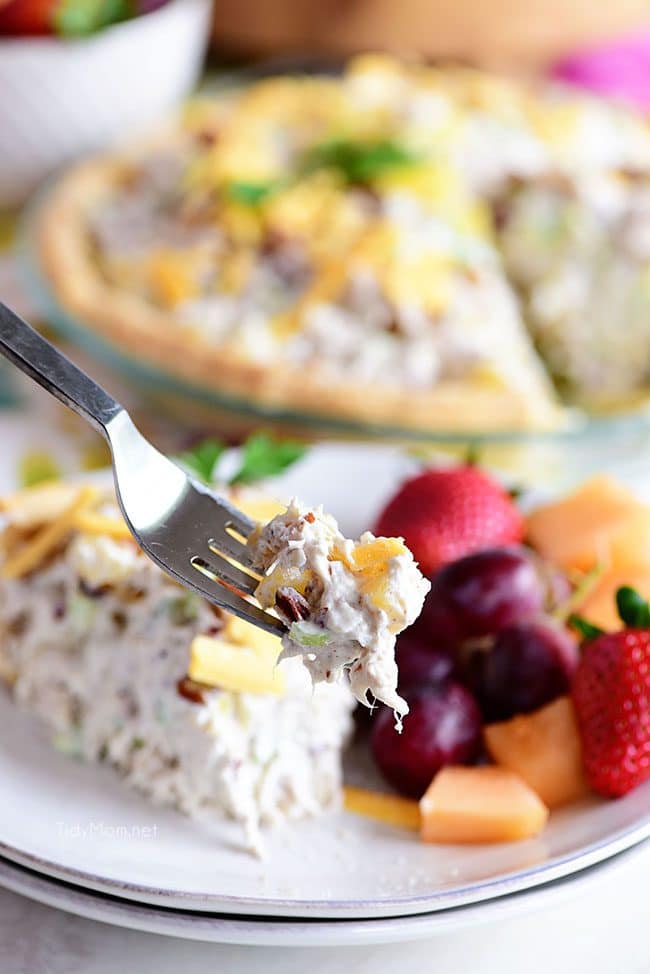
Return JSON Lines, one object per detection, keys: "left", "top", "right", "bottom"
{"left": 456, "top": 645, "right": 489, "bottom": 698}
{"left": 371, "top": 683, "right": 482, "bottom": 798}
{"left": 481, "top": 619, "right": 579, "bottom": 721}
{"left": 420, "top": 547, "right": 546, "bottom": 644}
{"left": 136, "top": 0, "right": 169, "bottom": 13}
{"left": 395, "top": 632, "right": 455, "bottom": 691}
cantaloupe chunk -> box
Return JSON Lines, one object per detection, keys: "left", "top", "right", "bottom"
{"left": 607, "top": 510, "right": 650, "bottom": 569}
{"left": 343, "top": 787, "right": 420, "bottom": 830}
{"left": 526, "top": 476, "right": 645, "bottom": 572}
{"left": 575, "top": 565, "right": 650, "bottom": 631}
{"left": 484, "top": 697, "right": 589, "bottom": 808}
{"left": 420, "top": 766, "right": 549, "bottom": 844}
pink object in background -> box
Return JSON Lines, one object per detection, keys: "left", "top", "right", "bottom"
{"left": 551, "top": 27, "right": 650, "bottom": 111}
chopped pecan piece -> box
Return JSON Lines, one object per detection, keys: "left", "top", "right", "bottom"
{"left": 275, "top": 586, "right": 310, "bottom": 622}
{"left": 176, "top": 676, "right": 208, "bottom": 705}
{"left": 196, "top": 129, "right": 219, "bottom": 147}
{"left": 79, "top": 579, "right": 110, "bottom": 599}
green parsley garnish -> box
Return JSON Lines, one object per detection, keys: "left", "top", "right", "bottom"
{"left": 179, "top": 432, "right": 307, "bottom": 485}
{"left": 302, "top": 138, "right": 418, "bottom": 184}
{"left": 224, "top": 181, "right": 280, "bottom": 207}
{"left": 230, "top": 432, "right": 307, "bottom": 485}
{"left": 179, "top": 439, "right": 226, "bottom": 484}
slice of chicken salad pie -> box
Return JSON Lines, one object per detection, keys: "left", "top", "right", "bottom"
{"left": 0, "top": 482, "right": 355, "bottom": 853}
{"left": 0, "top": 479, "right": 428, "bottom": 850}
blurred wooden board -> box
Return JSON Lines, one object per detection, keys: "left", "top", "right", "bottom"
{"left": 212, "top": 0, "right": 650, "bottom": 69}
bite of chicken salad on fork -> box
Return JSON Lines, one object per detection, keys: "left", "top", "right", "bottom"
{"left": 249, "top": 499, "right": 431, "bottom": 722}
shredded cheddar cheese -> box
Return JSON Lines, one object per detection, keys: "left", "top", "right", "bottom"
{"left": 74, "top": 511, "right": 133, "bottom": 541}
{"left": 0, "top": 482, "right": 81, "bottom": 529}
{"left": 2, "top": 486, "right": 99, "bottom": 580}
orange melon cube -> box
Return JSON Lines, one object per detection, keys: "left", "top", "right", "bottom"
{"left": 576, "top": 565, "right": 650, "bottom": 632}
{"left": 420, "top": 766, "right": 549, "bottom": 844}
{"left": 343, "top": 787, "right": 420, "bottom": 830}
{"left": 526, "top": 475, "right": 644, "bottom": 573}
{"left": 484, "top": 697, "right": 589, "bottom": 809}
{"left": 605, "top": 511, "right": 650, "bottom": 571}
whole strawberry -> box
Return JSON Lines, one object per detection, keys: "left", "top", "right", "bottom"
{"left": 572, "top": 587, "right": 650, "bottom": 798}
{"left": 374, "top": 466, "right": 524, "bottom": 577}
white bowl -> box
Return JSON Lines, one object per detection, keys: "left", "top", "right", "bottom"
{"left": 0, "top": 0, "right": 212, "bottom": 206}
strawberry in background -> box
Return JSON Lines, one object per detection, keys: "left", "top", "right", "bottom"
{"left": 0, "top": 0, "right": 57, "bottom": 33}
{"left": 374, "top": 466, "right": 524, "bottom": 578}
{"left": 0, "top": 0, "right": 168, "bottom": 36}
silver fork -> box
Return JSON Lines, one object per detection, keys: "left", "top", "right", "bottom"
{"left": 0, "top": 302, "right": 285, "bottom": 636}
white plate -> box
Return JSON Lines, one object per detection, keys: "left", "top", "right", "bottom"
{"left": 0, "top": 845, "right": 645, "bottom": 947}
{"left": 0, "top": 421, "right": 648, "bottom": 920}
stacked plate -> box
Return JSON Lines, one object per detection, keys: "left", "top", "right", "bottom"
{"left": 0, "top": 694, "right": 647, "bottom": 947}
{"left": 0, "top": 843, "right": 647, "bottom": 947}
{"left": 0, "top": 417, "right": 648, "bottom": 945}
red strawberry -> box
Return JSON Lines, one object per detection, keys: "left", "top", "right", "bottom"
{"left": 572, "top": 587, "right": 650, "bottom": 798}
{"left": 374, "top": 466, "right": 524, "bottom": 577}
{"left": 0, "top": 0, "right": 57, "bottom": 34}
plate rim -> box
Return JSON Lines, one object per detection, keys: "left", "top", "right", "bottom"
{"left": 0, "top": 842, "right": 646, "bottom": 947}
{"left": 0, "top": 802, "right": 648, "bottom": 919}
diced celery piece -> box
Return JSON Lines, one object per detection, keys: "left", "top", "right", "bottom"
{"left": 289, "top": 621, "right": 331, "bottom": 648}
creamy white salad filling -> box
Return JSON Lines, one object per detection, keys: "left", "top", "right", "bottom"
{"left": 283, "top": 193, "right": 557, "bottom": 410}
{"left": 249, "top": 500, "right": 430, "bottom": 722}
{"left": 499, "top": 175, "right": 650, "bottom": 401}
{"left": 0, "top": 515, "right": 354, "bottom": 854}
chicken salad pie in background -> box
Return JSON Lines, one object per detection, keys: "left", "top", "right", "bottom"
{"left": 35, "top": 56, "right": 650, "bottom": 435}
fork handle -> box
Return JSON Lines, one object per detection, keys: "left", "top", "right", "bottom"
{"left": 0, "top": 302, "right": 123, "bottom": 436}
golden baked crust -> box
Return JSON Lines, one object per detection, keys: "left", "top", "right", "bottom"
{"left": 37, "top": 157, "right": 561, "bottom": 434}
